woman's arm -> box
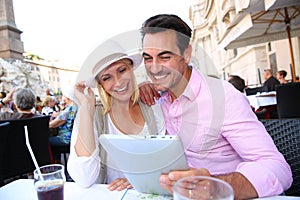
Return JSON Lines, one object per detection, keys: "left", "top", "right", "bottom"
{"left": 0, "top": 88, "right": 15, "bottom": 108}
{"left": 73, "top": 83, "right": 97, "bottom": 156}
{"left": 49, "top": 117, "right": 66, "bottom": 128}
{"left": 67, "top": 83, "right": 100, "bottom": 187}
{"left": 67, "top": 112, "right": 101, "bottom": 187}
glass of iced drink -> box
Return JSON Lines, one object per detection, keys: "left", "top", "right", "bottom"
{"left": 173, "top": 176, "right": 234, "bottom": 200}
{"left": 34, "top": 164, "right": 66, "bottom": 200}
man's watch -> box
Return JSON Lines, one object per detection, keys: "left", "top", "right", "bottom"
{"left": 0, "top": 99, "right": 5, "bottom": 106}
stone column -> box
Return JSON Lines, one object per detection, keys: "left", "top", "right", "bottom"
{"left": 0, "top": 0, "right": 24, "bottom": 60}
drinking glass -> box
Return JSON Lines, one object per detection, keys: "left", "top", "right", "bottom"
{"left": 33, "top": 164, "right": 66, "bottom": 200}
{"left": 173, "top": 176, "right": 234, "bottom": 200}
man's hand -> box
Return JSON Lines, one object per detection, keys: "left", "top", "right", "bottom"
{"left": 160, "top": 168, "right": 258, "bottom": 199}
{"left": 139, "top": 82, "right": 160, "bottom": 106}
{"left": 160, "top": 168, "right": 211, "bottom": 194}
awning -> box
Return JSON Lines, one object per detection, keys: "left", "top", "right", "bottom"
{"left": 264, "top": 0, "right": 300, "bottom": 10}
{"left": 218, "top": 0, "right": 300, "bottom": 81}
{"left": 219, "top": 4, "right": 300, "bottom": 49}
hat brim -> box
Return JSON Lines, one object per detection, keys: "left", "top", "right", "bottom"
{"left": 86, "top": 53, "right": 142, "bottom": 88}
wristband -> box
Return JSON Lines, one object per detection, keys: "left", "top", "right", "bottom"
{"left": 0, "top": 99, "right": 5, "bottom": 106}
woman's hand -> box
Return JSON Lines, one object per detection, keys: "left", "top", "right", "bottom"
{"left": 74, "top": 82, "right": 96, "bottom": 106}
{"left": 2, "top": 88, "right": 16, "bottom": 104}
{"left": 107, "top": 178, "right": 133, "bottom": 191}
{"left": 159, "top": 168, "right": 211, "bottom": 194}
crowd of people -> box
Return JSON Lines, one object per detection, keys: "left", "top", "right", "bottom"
{"left": 227, "top": 69, "right": 292, "bottom": 119}
{"left": 0, "top": 87, "right": 78, "bottom": 163}
{"left": 227, "top": 69, "right": 290, "bottom": 94}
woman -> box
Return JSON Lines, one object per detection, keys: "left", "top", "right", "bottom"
{"left": 49, "top": 87, "right": 78, "bottom": 162}
{"left": 41, "top": 95, "right": 56, "bottom": 116}
{"left": 67, "top": 41, "right": 165, "bottom": 191}
{"left": 276, "top": 70, "right": 289, "bottom": 84}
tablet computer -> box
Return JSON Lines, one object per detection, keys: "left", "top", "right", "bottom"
{"left": 99, "top": 134, "right": 188, "bottom": 195}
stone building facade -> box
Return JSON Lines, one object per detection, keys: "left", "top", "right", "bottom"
{"left": 0, "top": 0, "right": 24, "bottom": 60}
{"left": 0, "top": 0, "right": 78, "bottom": 96}
{"left": 190, "top": 0, "right": 300, "bottom": 86}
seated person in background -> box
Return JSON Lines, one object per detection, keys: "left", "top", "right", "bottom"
{"left": 227, "top": 75, "right": 246, "bottom": 93}
{"left": 0, "top": 89, "right": 16, "bottom": 113}
{"left": 67, "top": 40, "right": 165, "bottom": 191}
{"left": 49, "top": 87, "right": 78, "bottom": 162}
{"left": 0, "top": 88, "right": 39, "bottom": 120}
{"left": 263, "top": 69, "right": 280, "bottom": 91}
{"left": 1, "top": 90, "right": 9, "bottom": 112}
{"left": 226, "top": 75, "right": 269, "bottom": 118}
{"left": 35, "top": 96, "right": 42, "bottom": 114}
{"left": 41, "top": 95, "right": 56, "bottom": 116}
{"left": 45, "top": 88, "right": 54, "bottom": 96}
{"left": 140, "top": 14, "right": 292, "bottom": 199}
{"left": 276, "top": 70, "right": 289, "bottom": 84}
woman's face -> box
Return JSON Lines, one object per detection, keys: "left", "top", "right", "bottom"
{"left": 276, "top": 72, "right": 281, "bottom": 79}
{"left": 61, "top": 96, "right": 71, "bottom": 106}
{"left": 97, "top": 59, "right": 135, "bottom": 102}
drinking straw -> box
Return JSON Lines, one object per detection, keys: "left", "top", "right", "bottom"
{"left": 24, "top": 125, "right": 44, "bottom": 181}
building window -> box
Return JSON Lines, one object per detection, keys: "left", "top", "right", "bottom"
{"left": 269, "top": 53, "right": 277, "bottom": 75}
{"left": 233, "top": 49, "right": 237, "bottom": 57}
{"left": 268, "top": 42, "right": 271, "bottom": 51}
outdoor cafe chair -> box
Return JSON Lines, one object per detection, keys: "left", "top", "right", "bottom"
{"left": 0, "top": 122, "right": 10, "bottom": 186}
{"left": 260, "top": 118, "right": 300, "bottom": 196}
{"left": 276, "top": 83, "right": 300, "bottom": 118}
{"left": 50, "top": 143, "right": 72, "bottom": 181}
{"left": 0, "top": 116, "right": 52, "bottom": 185}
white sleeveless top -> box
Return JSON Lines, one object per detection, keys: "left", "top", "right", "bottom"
{"left": 106, "top": 103, "right": 165, "bottom": 183}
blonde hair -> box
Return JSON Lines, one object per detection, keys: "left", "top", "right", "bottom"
{"left": 42, "top": 96, "right": 54, "bottom": 107}
{"left": 96, "top": 59, "right": 140, "bottom": 114}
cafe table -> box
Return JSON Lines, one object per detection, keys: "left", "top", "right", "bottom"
{"left": 246, "top": 91, "right": 277, "bottom": 111}
{"left": 0, "top": 179, "right": 172, "bottom": 200}
{"left": 0, "top": 179, "right": 299, "bottom": 200}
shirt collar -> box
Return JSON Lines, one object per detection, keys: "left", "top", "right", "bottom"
{"left": 162, "top": 67, "right": 202, "bottom": 102}
{"left": 182, "top": 67, "right": 202, "bottom": 101}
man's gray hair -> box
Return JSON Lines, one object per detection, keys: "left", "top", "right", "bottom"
{"left": 14, "top": 88, "right": 36, "bottom": 110}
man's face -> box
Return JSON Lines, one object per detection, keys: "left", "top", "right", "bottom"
{"left": 142, "top": 30, "right": 187, "bottom": 93}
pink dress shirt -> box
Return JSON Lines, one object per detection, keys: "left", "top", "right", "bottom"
{"left": 160, "top": 68, "right": 292, "bottom": 197}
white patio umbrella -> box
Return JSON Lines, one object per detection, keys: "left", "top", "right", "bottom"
{"left": 219, "top": 0, "right": 300, "bottom": 82}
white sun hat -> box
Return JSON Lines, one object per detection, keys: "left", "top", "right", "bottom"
{"left": 62, "top": 86, "right": 79, "bottom": 105}
{"left": 77, "top": 39, "right": 143, "bottom": 88}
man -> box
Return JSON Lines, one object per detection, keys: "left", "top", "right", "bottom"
{"left": 140, "top": 14, "right": 292, "bottom": 199}
{"left": 263, "top": 69, "right": 280, "bottom": 91}
{"left": 227, "top": 75, "right": 246, "bottom": 93}
{"left": 0, "top": 88, "right": 38, "bottom": 120}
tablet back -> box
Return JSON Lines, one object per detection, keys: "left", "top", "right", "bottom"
{"left": 99, "top": 134, "right": 188, "bottom": 195}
